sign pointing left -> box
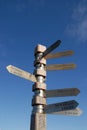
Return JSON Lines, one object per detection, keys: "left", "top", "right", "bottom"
{"left": 6, "top": 65, "right": 37, "bottom": 82}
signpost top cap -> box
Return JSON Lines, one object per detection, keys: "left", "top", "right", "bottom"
{"left": 34, "top": 44, "right": 46, "bottom": 55}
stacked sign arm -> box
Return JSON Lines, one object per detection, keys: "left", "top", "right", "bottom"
{"left": 46, "top": 108, "right": 82, "bottom": 116}
{"left": 37, "top": 40, "right": 61, "bottom": 62}
{"left": 46, "top": 63, "right": 76, "bottom": 71}
{"left": 6, "top": 65, "right": 37, "bottom": 82}
{"left": 45, "top": 50, "right": 74, "bottom": 59}
{"left": 46, "top": 88, "right": 80, "bottom": 98}
{"left": 44, "top": 100, "right": 79, "bottom": 113}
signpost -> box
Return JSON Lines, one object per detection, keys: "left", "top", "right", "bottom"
{"left": 6, "top": 40, "right": 82, "bottom": 130}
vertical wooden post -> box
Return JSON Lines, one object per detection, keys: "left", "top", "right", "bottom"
{"left": 30, "top": 44, "right": 47, "bottom": 130}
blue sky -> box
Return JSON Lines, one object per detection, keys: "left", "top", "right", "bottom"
{"left": 0, "top": 0, "right": 87, "bottom": 130}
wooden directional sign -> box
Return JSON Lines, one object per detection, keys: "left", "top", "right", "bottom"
{"left": 47, "top": 108, "right": 82, "bottom": 116}
{"left": 46, "top": 88, "right": 80, "bottom": 98}
{"left": 44, "top": 100, "right": 78, "bottom": 113}
{"left": 38, "top": 40, "right": 61, "bottom": 61}
{"left": 6, "top": 65, "right": 37, "bottom": 82}
{"left": 46, "top": 63, "right": 76, "bottom": 71}
{"left": 45, "top": 50, "right": 74, "bottom": 59}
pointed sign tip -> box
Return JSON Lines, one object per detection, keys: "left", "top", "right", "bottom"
{"left": 6, "top": 65, "right": 10, "bottom": 70}
{"left": 72, "top": 88, "right": 80, "bottom": 96}
{"left": 57, "top": 40, "right": 61, "bottom": 43}
{"left": 6, "top": 65, "right": 12, "bottom": 72}
{"left": 77, "top": 108, "right": 83, "bottom": 116}
{"left": 77, "top": 88, "right": 80, "bottom": 95}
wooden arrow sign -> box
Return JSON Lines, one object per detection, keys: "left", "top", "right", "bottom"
{"left": 38, "top": 40, "right": 61, "bottom": 61}
{"left": 45, "top": 50, "right": 74, "bottom": 59}
{"left": 46, "top": 108, "right": 82, "bottom": 116}
{"left": 44, "top": 100, "right": 78, "bottom": 113}
{"left": 6, "top": 65, "right": 37, "bottom": 82}
{"left": 46, "top": 63, "right": 76, "bottom": 70}
{"left": 46, "top": 88, "right": 80, "bottom": 98}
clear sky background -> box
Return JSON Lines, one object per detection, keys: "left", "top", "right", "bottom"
{"left": 0, "top": 0, "right": 87, "bottom": 130}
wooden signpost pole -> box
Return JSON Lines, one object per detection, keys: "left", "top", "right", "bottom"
{"left": 30, "top": 44, "right": 47, "bottom": 130}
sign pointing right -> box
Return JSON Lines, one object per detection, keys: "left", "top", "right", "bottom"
{"left": 46, "top": 88, "right": 80, "bottom": 98}
{"left": 46, "top": 63, "right": 76, "bottom": 71}
{"left": 45, "top": 50, "right": 74, "bottom": 59}
{"left": 44, "top": 100, "right": 79, "bottom": 113}
{"left": 42, "top": 40, "right": 61, "bottom": 58}
{"left": 38, "top": 40, "right": 61, "bottom": 61}
{"left": 46, "top": 108, "right": 82, "bottom": 116}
